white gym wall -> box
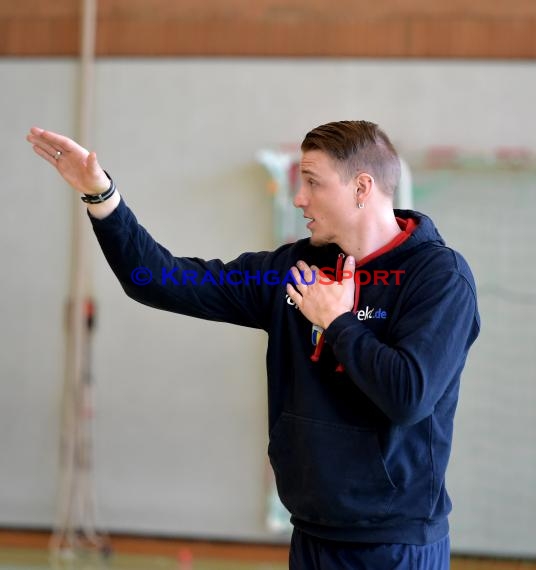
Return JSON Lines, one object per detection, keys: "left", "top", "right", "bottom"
{"left": 1, "top": 59, "right": 535, "bottom": 554}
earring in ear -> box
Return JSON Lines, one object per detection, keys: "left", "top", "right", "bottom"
{"left": 357, "top": 202, "right": 365, "bottom": 209}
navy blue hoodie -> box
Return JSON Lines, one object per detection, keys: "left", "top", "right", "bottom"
{"left": 88, "top": 196, "right": 480, "bottom": 545}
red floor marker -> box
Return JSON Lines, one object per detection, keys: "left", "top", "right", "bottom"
{"left": 177, "top": 547, "right": 193, "bottom": 570}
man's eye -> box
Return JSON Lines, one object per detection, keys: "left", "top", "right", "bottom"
{"left": 308, "top": 179, "right": 317, "bottom": 186}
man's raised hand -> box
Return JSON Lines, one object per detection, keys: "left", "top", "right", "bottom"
{"left": 26, "top": 127, "right": 109, "bottom": 196}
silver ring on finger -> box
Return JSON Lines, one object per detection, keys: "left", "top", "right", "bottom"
{"left": 54, "top": 150, "right": 62, "bottom": 160}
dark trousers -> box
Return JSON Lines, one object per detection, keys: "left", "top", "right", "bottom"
{"left": 289, "top": 529, "right": 450, "bottom": 570}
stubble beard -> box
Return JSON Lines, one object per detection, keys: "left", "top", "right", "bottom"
{"left": 309, "top": 229, "right": 337, "bottom": 247}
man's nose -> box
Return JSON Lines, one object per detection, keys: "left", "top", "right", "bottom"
{"left": 293, "top": 184, "right": 309, "bottom": 208}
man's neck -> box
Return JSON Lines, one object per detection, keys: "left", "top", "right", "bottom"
{"left": 342, "top": 210, "right": 402, "bottom": 263}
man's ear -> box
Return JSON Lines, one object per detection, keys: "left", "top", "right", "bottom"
{"left": 355, "top": 172, "right": 375, "bottom": 204}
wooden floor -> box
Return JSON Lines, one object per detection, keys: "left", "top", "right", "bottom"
{"left": 1, "top": 529, "right": 535, "bottom": 569}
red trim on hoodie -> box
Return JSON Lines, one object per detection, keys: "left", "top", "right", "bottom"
{"left": 312, "top": 217, "right": 418, "bottom": 370}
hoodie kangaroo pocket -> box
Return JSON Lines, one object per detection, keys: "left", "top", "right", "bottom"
{"left": 268, "top": 412, "right": 397, "bottom": 526}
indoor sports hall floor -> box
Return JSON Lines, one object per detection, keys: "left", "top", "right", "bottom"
{"left": 1, "top": 531, "right": 535, "bottom": 570}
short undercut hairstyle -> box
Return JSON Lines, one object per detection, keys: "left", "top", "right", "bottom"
{"left": 301, "top": 120, "right": 401, "bottom": 196}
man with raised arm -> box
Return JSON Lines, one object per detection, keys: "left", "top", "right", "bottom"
{"left": 27, "top": 121, "right": 479, "bottom": 570}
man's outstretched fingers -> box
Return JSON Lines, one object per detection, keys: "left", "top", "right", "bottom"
{"left": 32, "top": 144, "right": 58, "bottom": 167}
{"left": 296, "top": 260, "right": 315, "bottom": 285}
{"left": 286, "top": 282, "right": 302, "bottom": 308}
{"left": 290, "top": 266, "right": 305, "bottom": 291}
{"left": 27, "top": 133, "right": 59, "bottom": 159}
{"left": 39, "top": 128, "right": 74, "bottom": 152}
{"left": 342, "top": 256, "right": 356, "bottom": 287}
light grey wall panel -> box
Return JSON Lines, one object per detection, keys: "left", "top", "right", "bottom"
{"left": 1, "top": 58, "right": 535, "bottom": 553}
{"left": 0, "top": 60, "right": 77, "bottom": 525}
